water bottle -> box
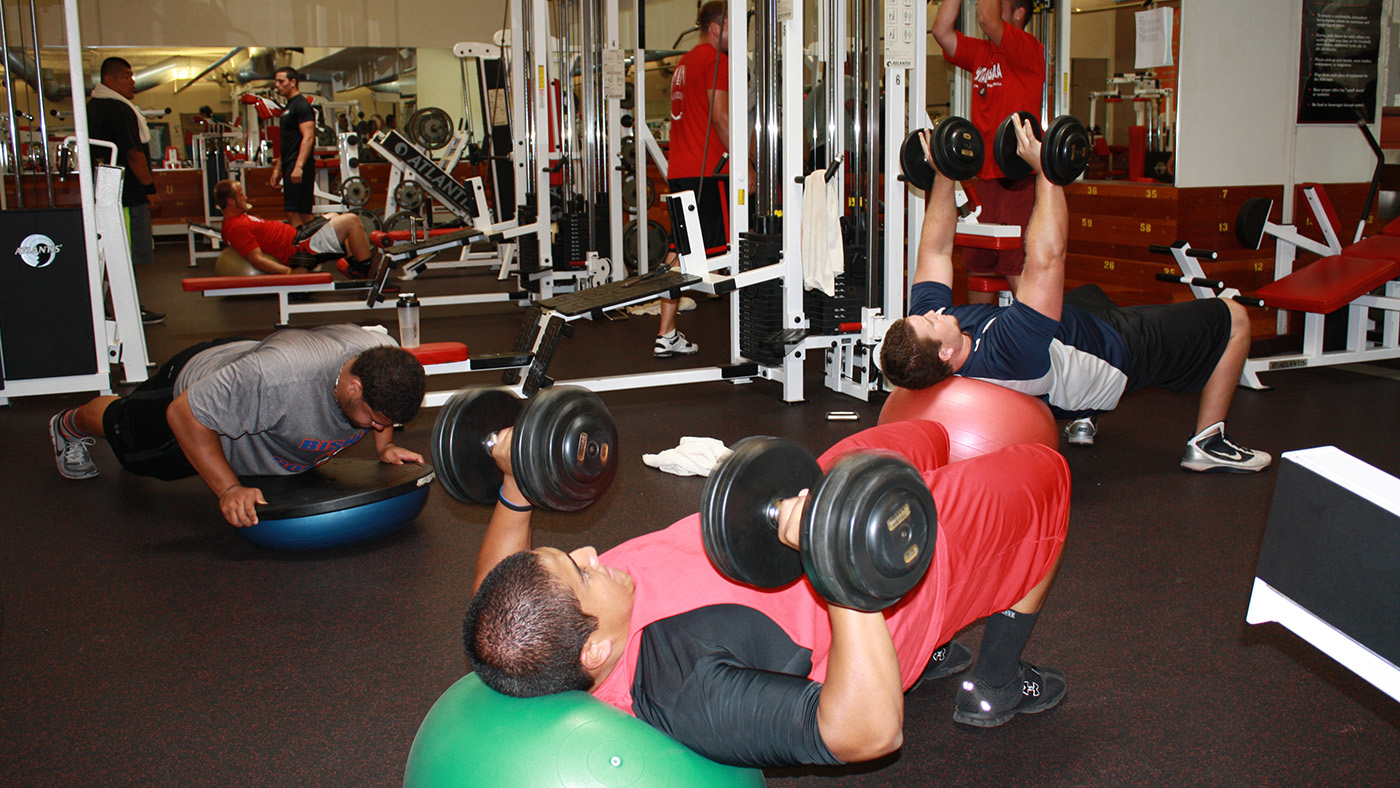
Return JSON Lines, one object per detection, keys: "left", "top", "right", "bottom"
{"left": 397, "top": 293, "right": 420, "bottom": 348}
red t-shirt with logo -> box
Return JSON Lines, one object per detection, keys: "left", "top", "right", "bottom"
{"left": 945, "top": 25, "right": 1046, "bottom": 179}
{"left": 222, "top": 212, "right": 296, "bottom": 262}
{"left": 668, "top": 42, "right": 730, "bottom": 179}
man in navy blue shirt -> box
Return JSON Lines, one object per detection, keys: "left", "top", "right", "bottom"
{"left": 880, "top": 119, "right": 1269, "bottom": 473}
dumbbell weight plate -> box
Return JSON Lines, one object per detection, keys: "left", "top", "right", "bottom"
{"left": 432, "top": 387, "right": 524, "bottom": 504}
{"left": 511, "top": 386, "right": 619, "bottom": 512}
{"left": 622, "top": 220, "right": 670, "bottom": 274}
{"left": 801, "top": 451, "right": 936, "bottom": 612}
{"left": 900, "top": 117, "right": 985, "bottom": 190}
{"left": 700, "top": 436, "right": 822, "bottom": 589}
{"left": 395, "top": 180, "right": 427, "bottom": 211}
{"left": 899, "top": 130, "right": 938, "bottom": 192}
{"left": 341, "top": 176, "right": 372, "bottom": 207}
{"left": 993, "top": 111, "right": 1042, "bottom": 181}
{"left": 1041, "top": 115, "right": 1091, "bottom": 186}
{"left": 384, "top": 211, "right": 419, "bottom": 234}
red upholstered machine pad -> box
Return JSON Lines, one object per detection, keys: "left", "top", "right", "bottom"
{"left": 406, "top": 342, "right": 470, "bottom": 365}
{"left": 182, "top": 273, "right": 334, "bottom": 291}
{"left": 1383, "top": 217, "right": 1400, "bottom": 237}
{"left": 968, "top": 275, "right": 1011, "bottom": 293}
{"left": 1342, "top": 233, "right": 1400, "bottom": 261}
{"left": 954, "top": 232, "right": 1021, "bottom": 250}
{"left": 1255, "top": 255, "right": 1400, "bottom": 314}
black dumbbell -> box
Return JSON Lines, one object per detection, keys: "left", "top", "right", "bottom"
{"left": 993, "top": 112, "right": 1091, "bottom": 186}
{"left": 700, "top": 436, "right": 937, "bottom": 612}
{"left": 900, "top": 116, "right": 984, "bottom": 190}
{"left": 432, "top": 385, "right": 618, "bottom": 512}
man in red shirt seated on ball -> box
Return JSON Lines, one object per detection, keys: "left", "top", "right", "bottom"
{"left": 213, "top": 178, "right": 378, "bottom": 277}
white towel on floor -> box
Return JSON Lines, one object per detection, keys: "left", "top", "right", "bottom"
{"left": 801, "top": 170, "right": 844, "bottom": 297}
{"left": 642, "top": 437, "right": 732, "bottom": 477}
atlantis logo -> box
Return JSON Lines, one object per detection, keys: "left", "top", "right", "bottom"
{"left": 15, "top": 234, "right": 63, "bottom": 268}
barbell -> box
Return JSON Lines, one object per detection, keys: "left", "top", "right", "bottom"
{"left": 700, "top": 436, "right": 937, "bottom": 612}
{"left": 432, "top": 386, "right": 618, "bottom": 512}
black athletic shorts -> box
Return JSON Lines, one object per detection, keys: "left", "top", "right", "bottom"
{"left": 282, "top": 173, "right": 315, "bottom": 214}
{"left": 101, "top": 338, "right": 248, "bottom": 481}
{"left": 667, "top": 177, "right": 728, "bottom": 255}
{"left": 1065, "top": 284, "right": 1231, "bottom": 396}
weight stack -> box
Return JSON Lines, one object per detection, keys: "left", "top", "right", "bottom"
{"left": 738, "top": 225, "right": 785, "bottom": 366}
{"left": 592, "top": 192, "right": 612, "bottom": 261}
{"left": 515, "top": 202, "right": 542, "bottom": 293}
{"left": 552, "top": 214, "right": 587, "bottom": 271}
{"left": 804, "top": 244, "right": 868, "bottom": 335}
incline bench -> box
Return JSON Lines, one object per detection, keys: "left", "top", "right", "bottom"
{"left": 1241, "top": 245, "right": 1400, "bottom": 389}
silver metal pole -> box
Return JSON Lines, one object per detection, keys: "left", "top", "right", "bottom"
{"left": 27, "top": 0, "right": 53, "bottom": 205}
{"left": 0, "top": 2, "right": 24, "bottom": 207}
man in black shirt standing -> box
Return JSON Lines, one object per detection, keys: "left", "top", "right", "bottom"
{"left": 87, "top": 56, "right": 164, "bottom": 325}
{"left": 269, "top": 66, "right": 317, "bottom": 227}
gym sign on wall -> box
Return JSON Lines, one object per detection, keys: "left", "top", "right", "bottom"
{"left": 15, "top": 234, "right": 62, "bottom": 268}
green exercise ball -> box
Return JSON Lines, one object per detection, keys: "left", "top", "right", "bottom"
{"left": 214, "top": 247, "right": 260, "bottom": 277}
{"left": 403, "top": 673, "right": 766, "bottom": 788}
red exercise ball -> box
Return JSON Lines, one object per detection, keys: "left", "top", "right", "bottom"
{"left": 879, "top": 377, "right": 1059, "bottom": 463}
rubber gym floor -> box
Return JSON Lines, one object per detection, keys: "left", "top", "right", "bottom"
{"left": 2, "top": 239, "right": 1397, "bottom": 788}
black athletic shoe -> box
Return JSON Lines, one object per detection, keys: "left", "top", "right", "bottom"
{"left": 921, "top": 641, "right": 974, "bottom": 682}
{"left": 140, "top": 307, "right": 165, "bottom": 325}
{"left": 953, "top": 661, "right": 1066, "bottom": 728}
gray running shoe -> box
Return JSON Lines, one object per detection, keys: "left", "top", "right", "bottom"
{"left": 954, "top": 661, "right": 1066, "bottom": 728}
{"left": 654, "top": 330, "right": 698, "bottom": 358}
{"left": 50, "top": 414, "right": 99, "bottom": 479}
{"left": 1063, "top": 416, "right": 1097, "bottom": 446}
{"left": 1181, "top": 422, "right": 1271, "bottom": 473}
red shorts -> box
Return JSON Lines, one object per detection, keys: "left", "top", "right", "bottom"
{"left": 963, "top": 177, "right": 1036, "bottom": 276}
{"left": 818, "top": 420, "right": 1069, "bottom": 683}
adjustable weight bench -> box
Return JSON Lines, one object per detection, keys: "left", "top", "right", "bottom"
{"left": 1240, "top": 253, "right": 1400, "bottom": 388}
{"left": 401, "top": 341, "right": 533, "bottom": 408}
{"left": 182, "top": 273, "right": 374, "bottom": 326}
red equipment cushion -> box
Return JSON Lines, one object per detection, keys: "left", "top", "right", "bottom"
{"left": 406, "top": 342, "right": 470, "bottom": 365}
{"left": 967, "top": 275, "right": 1011, "bottom": 293}
{"left": 181, "top": 273, "right": 333, "bottom": 292}
{"left": 1255, "top": 255, "right": 1400, "bottom": 314}
{"left": 1342, "top": 233, "right": 1400, "bottom": 262}
{"left": 954, "top": 231, "right": 1022, "bottom": 251}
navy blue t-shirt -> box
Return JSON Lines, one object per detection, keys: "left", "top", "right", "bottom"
{"left": 909, "top": 280, "right": 1131, "bottom": 418}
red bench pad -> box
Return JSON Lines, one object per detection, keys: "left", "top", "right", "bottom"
{"left": 182, "top": 273, "right": 334, "bottom": 292}
{"left": 954, "top": 232, "right": 1021, "bottom": 251}
{"left": 968, "top": 275, "right": 1011, "bottom": 293}
{"left": 1384, "top": 217, "right": 1400, "bottom": 237}
{"left": 1342, "top": 234, "right": 1400, "bottom": 262}
{"left": 407, "top": 342, "right": 470, "bottom": 365}
{"left": 1256, "top": 255, "right": 1400, "bottom": 314}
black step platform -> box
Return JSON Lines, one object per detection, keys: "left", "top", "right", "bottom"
{"left": 539, "top": 269, "right": 701, "bottom": 317}
{"left": 242, "top": 458, "right": 434, "bottom": 519}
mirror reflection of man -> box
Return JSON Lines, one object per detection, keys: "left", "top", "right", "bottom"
{"left": 86, "top": 56, "right": 165, "bottom": 325}
{"left": 652, "top": 1, "right": 732, "bottom": 359}
{"left": 269, "top": 66, "right": 317, "bottom": 227}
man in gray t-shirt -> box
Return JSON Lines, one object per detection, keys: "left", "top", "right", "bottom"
{"left": 49, "top": 324, "right": 427, "bottom": 528}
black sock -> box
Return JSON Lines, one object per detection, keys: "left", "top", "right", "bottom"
{"left": 972, "top": 609, "right": 1040, "bottom": 688}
